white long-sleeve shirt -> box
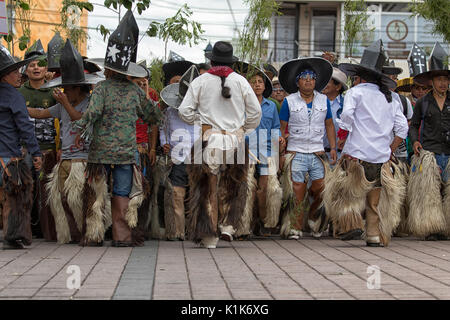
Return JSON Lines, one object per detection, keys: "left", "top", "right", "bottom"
{"left": 159, "top": 107, "right": 199, "bottom": 164}
{"left": 178, "top": 72, "right": 262, "bottom": 133}
{"left": 336, "top": 83, "right": 408, "bottom": 163}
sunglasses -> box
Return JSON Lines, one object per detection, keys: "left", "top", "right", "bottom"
{"left": 298, "top": 74, "right": 316, "bottom": 80}
{"left": 273, "top": 88, "right": 285, "bottom": 92}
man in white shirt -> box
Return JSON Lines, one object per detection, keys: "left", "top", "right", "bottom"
{"left": 329, "top": 39, "right": 409, "bottom": 247}
{"left": 178, "top": 42, "right": 261, "bottom": 248}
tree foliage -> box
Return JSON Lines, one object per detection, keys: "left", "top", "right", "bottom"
{"left": 60, "top": 0, "right": 93, "bottom": 52}
{"left": 236, "top": 0, "right": 281, "bottom": 66}
{"left": 410, "top": 0, "right": 450, "bottom": 44}
{"left": 146, "top": 3, "right": 204, "bottom": 61}
{"left": 343, "top": 0, "right": 373, "bottom": 57}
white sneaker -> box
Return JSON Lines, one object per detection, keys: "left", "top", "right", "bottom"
{"left": 200, "top": 236, "right": 219, "bottom": 249}
{"left": 288, "top": 229, "right": 303, "bottom": 240}
{"left": 312, "top": 231, "right": 322, "bottom": 238}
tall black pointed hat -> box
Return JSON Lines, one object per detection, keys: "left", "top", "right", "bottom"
{"left": 41, "top": 40, "right": 103, "bottom": 88}
{"left": 414, "top": 42, "right": 449, "bottom": 84}
{"left": 382, "top": 60, "right": 402, "bottom": 76}
{"left": 87, "top": 10, "right": 146, "bottom": 78}
{"left": 339, "top": 39, "right": 396, "bottom": 89}
{"left": 47, "top": 33, "right": 65, "bottom": 71}
{"left": 233, "top": 61, "right": 273, "bottom": 98}
{"left": 0, "top": 44, "right": 35, "bottom": 78}
{"left": 24, "top": 39, "right": 46, "bottom": 60}
{"left": 408, "top": 43, "right": 428, "bottom": 77}
{"left": 279, "top": 57, "right": 333, "bottom": 94}
{"left": 160, "top": 65, "right": 200, "bottom": 109}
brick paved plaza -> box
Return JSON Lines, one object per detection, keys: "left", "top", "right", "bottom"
{"left": 1, "top": 234, "right": 450, "bottom": 300}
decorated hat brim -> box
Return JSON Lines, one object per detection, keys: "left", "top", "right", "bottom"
{"left": 86, "top": 58, "right": 147, "bottom": 78}
{"left": 233, "top": 61, "right": 273, "bottom": 98}
{"left": 160, "top": 83, "right": 183, "bottom": 109}
{"left": 0, "top": 56, "right": 35, "bottom": 78}
{"left": 413, "top": 70, "right": 450, "bottom": 85}
{"left": 382, "top": 66, "right": 403, "bottom": 75}
{"left": 279, "top": 57, "right": 333, "bottom": 94}
{"left": 41, "top": 73, "right": 104, "bottom": 89}
{"left": 338, "top": 63, "right": 397, "bottom": 90}
{"left": 395, "top": 77, "right": 413, "bottom": 92}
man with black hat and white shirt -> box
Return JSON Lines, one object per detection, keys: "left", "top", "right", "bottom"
{"left": 74, "top": 10, "right": 162, "bottom": 247}
{"left": 278, "top": 57, "right": 336, "bottom": 239}
{"left": 325, "top": 39, "right": 409, "bottom": 247}
{"left": 178, "top": 41, "right": 261, "bottom": 249}
{"left": 0, "top": 44, "right": 42, "bottom": 249}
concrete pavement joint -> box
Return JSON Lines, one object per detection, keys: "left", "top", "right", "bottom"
{"left": 230, "top": 241, "right": 276, "bottom": 300}
{"left": 324, "top": 240, "right": 440, "bottom": 299}
{"left": 252, "top": 239, "right": 315, "bottom": 299}
{"left": 274, "top": 239, "right": 358, "bottom": 300}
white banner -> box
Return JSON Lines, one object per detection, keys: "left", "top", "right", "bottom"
{"left": 0, "top": 0, "right": 8, "bottom": 35}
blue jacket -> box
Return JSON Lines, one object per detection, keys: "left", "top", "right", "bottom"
{"left": 0, "top": 83, "right": 41, "bottom": 158}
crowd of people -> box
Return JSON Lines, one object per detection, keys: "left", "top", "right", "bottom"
{"left": 0, "top": 11, "right": 449, "bottom": 250}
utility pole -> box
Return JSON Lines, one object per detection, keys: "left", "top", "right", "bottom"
{"left": 6, "top": 0, "right": 14, "bottom": 55}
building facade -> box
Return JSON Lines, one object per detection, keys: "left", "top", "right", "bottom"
{"left": 269, "top": 0, "right": 448, "bottom": 77}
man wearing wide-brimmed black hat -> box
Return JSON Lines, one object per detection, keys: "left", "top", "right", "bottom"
{"left": 278, "top": 56, "right": 336, "bottom": 240}
{"left": 74, "top": 10, "right": 162, "bottom": 247}
{"left": 27, "top": 40, "right": 103, "bottom": 245}
{"left": 407, "top": 42, "right": 450, "bottom": 241}
{"left": 323, "top": 39, "right": 409, "bottom": 247}
{"left": 0, "top": 44, "right": 42, "bottom": 250}
{"left": 178, "top": 41, "right": 261, "bottom": 249}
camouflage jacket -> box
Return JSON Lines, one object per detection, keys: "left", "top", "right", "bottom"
{"left": 74, "top": 76, "right": 162, "bottom": 164}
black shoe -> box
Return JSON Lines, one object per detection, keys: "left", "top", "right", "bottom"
{"left": 111, "top": 240, "right": 134, "bottom": 247}
{"left": 3, "top": 240, "right": 24, "bottom": 250}
{"left": 366, "top": 242, "right": 383, "bottom": 247}
{"left": 339, "top": 229, "right": 363, "bottom": 241}
{"left": 425, "top": 234, "right": 438, "bottom": 241}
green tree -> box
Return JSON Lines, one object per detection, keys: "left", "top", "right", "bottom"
{"left": 343, "top": 0, "right": 373, "bottom": 57}
{"left": 2, "top": 0, "right": 34, "bottom": 54}
{"left": 410, "top": 0, "right": 450, "bottom": 43}
{"left": 59, "top": 0, "right": 94, "bottom": 52}
{"left": 236, "top": 0, "right": 281, "bottom": 66}
{"left": 146, "top": 3, "right": 204, "bottom": 61}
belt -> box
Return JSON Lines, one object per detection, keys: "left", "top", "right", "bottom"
{"left": 202, "top": 124, "right": 227, "bottom": 135}
{"left": 325, "top": 147, "right": 342, "bottom": 153}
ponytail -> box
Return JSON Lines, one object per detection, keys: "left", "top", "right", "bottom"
{"left": 379, "top": 82, "right": 392, "bottom": 103}
{"left": 359, "top": 71, "right": 392, "bottom": 103}
{"left": 220, "top": 76, "right": 231, "bottom": 99}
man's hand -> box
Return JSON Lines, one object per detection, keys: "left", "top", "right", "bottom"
{"left": 413, "top": 141, "right": 423, "bottom": 156}
{"left": 32, "top": 156, "right": 42, "bottom": 171}
{"left": 45, "top": 71, "right": 55, "bottom": 82}
{"left": 163, "top": 144, "right": 171, "bottom": 155}
{"left": 75, "top": 134, "right": 83, "bottom": 149}
{"left": 279, "top": 136, "right": 286, "bottom": 151}
{"left": 149, "top": 149, "right": 156, "bottom": 166}
{"left": 329, "top": 149, "right": 337, "bottom": 165}
{"left": 337, "top": 138, "right": 346, "bottom": 150}
{"left": 53, "top": 88, "right": 70, "bottom": 106}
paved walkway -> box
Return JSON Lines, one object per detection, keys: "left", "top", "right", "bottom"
{"left": 1, "top": 235, "right": 450, "bottom": 300}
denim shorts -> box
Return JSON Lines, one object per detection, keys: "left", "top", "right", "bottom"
{"left": 435, "top": 154, "right": 449, "bottom": 183}
{"left": 291, "top": 152, "right": 324, "bottom": 183}
{"left": 104, "top": 164, "right": 133, "bottom": 197}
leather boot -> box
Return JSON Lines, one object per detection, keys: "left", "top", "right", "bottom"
{"left": 111, "top": 196, "right": 133, "bottom": 247}
{"left": 366, "top": 188, "right": 383, "bottom": 247}
{"left": 308, "top": 179, "right": 326, "bottom": 237}
{"left": 291, "top": 181, "right": 307, "bottom": 236}
{"left": 171, "top": 186, "right": 186, "bottom": 241}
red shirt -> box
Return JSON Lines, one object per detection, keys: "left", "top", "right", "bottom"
{"left": 136, "top": 88, "right": 159, "bottom": 144}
